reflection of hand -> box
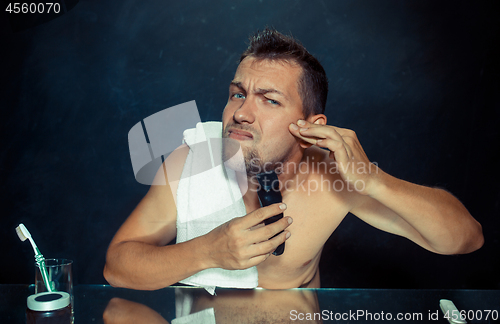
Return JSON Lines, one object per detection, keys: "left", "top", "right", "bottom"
{"left": 201, "top": 203, "right": 292, "bottom": 270}
{"left": 289, "top": 119, "right": 380, "bottom": 195}
{"left": 103, "top": 298, "right": 169, "bottom": 324}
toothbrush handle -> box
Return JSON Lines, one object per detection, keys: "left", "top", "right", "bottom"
{"left": 35, "top": 251, "right": 54, "bottom": 292}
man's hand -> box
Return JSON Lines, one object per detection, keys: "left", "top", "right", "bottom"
{"left": 202, "top": 203, "right": 292, "bottom": 270}
{"left": 289, "top": 119, "right": 379, "bottom": 195}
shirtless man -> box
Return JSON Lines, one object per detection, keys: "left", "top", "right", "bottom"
{"left": 103, "top": 29, "right": 483, "bottom": 290}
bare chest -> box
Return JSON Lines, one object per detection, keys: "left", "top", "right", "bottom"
{"left": 246, "top": 188, "right": 352, "bottom": 287}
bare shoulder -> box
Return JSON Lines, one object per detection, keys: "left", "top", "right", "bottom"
{"left": 160, "top": 144, "right": 190, "bottom": 202}
{"left": 110, "top": 144, "right": 190, "bottom": 247}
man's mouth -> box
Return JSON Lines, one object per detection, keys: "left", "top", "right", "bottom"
{"left": 228, "top": 128, "right": 254, "bottom": 141}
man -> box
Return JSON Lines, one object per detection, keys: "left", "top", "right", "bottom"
{"left": 103, "top": 28, "right": 483, "bottom": 290}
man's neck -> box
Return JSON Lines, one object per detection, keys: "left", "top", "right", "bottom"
{"left": 239, "top": 149, "right": 308, "bottom": 204}
{"left": 275, "top": 152, "right": 309, "bottom": 200}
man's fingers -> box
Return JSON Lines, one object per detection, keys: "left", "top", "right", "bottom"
{"left": 290, "top": 120, "right": 347, "bottom": 146}
{"left": 298, "top": 123, "right": 343, "bottom": 143}
{"left": 290, "top": 122, "right": 353, "bottom": 161}
{"left": 295, "top": 119, "right": 352, "bottom": 136}
{"left": 240, "top": 203, "right": 288, "bottom": 229}
{"left": 289, "top": 123, "right": 323, "bottom": 144}
{"left": 249, "top": 215, "right": 292, "bottom": 243}
{"left": 247, "top": 253, "right": 271, "bottom": 267}
{"left": 315, "top": 138, "right": 351, "bottom": 163}
{"left": 249, "top": 230, "right": 291, "bottom": 259}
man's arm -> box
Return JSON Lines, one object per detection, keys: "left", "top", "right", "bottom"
{"left": 289, "top": 119, "right": 483, "bottom": 255}
{"left": 104, "top": 146, "right": 292, "bottom": 290}
{"left": 103, "top": 145, "right": 209, "bottom": 290}
{"left": 350, "top": 172, "right": 483, "bottom": 254}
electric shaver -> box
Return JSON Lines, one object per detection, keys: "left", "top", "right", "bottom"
{"left": 255, "top": 170, "right": 285, "bottom": 256}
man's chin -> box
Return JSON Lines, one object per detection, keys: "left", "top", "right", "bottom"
{"left": 221, "top": 138, "right": 250, "bottom": 174}
{"left": 221, "top": 133, "right": 286, "bottom": 175}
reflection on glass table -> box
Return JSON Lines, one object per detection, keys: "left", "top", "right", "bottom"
{"left": 1, "top": 285, "right": 499, "bottom": 323}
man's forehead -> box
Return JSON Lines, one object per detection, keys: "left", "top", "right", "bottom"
{"left": 235, "top": 56, "right": 302, "bottom": 76}
{"left": 232, "top": 57, "right": 303, "bottom": 94}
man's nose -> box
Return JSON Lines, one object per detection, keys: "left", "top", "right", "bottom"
{"left": 233, "top": 97, "right": 256, "bottom": 124}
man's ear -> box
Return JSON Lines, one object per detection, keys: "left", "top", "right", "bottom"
{"left": 307, "top": 114, "right": 327, "bottom": 125}
{"left": 298, "top": 114, "right": 328, "bottom": 149}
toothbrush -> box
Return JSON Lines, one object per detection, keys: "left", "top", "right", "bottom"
{"left": 16, "top": 223, "right": 54, "bottom": 292}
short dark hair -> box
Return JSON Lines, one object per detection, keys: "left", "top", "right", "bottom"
{"left": 240, "top": 28, "right": 328, "bottom": 118}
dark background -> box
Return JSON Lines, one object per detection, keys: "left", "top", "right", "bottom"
{"left": 1, "top": 0, "right": 499, "bottom": 289}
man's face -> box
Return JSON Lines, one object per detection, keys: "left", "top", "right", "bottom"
{"left": 222, "top": 56, "right": 305, "bottom": 174}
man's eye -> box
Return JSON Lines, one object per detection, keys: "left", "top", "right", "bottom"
{"left": 267, "top": 99, "right": 280, "bottom": 105}
{"left": 233, "top": 93, "right": 245, "bottom": 99}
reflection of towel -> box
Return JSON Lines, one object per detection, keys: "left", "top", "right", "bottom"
{"left": 172, "top": 288, "right": 216, "bottom": 324}
{"left": 173, "top": 288, "right": 216, "bottom": 324}
{"left": 176, "top": 122, "right": 258, "bottom": 294}
{"left": 172, "top": 308, "right": 215, "bottom": 324}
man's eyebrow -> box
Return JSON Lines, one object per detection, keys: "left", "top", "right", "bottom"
{"left": 255, "top": 88, "right": 285, "bottom": 97}
{"left": 230, "top": 81, "right": 288, "bottom": 100}
{"left": 230, "top": 81, "right": 244, "bottom": 90}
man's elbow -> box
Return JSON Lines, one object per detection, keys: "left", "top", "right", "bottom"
{"left": 103, "top": 262, "right": 132, "bottom": 289}
{"left": 459, "top": 219, "right": 484, "bottom": 254}
{"left": 436, "top": 222, "right": 484, "bottom": 255}
{"left": 103, "top": 264, "right": 121, "bottom": 288}
{"left": 462, "top": 222, "right": 484, "bottom": 253}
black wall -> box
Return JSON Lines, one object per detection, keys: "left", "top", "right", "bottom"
{"left": 1, "top": 0, "right": 499, "bottom": 289}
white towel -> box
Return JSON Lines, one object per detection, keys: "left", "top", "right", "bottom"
{"left": 176, "top": 121, "right": 258, "bottom": 294}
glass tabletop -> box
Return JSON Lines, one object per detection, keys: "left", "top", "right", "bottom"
{"left": 2, "top": 284, "right": 499, "bottom": 323}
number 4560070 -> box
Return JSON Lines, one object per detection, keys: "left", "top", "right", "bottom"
{"left": 444, "top": 309, "right": 499, "bottom": 322}
{"left": 5, "top": 3, "right": 61, "bottom": 14}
